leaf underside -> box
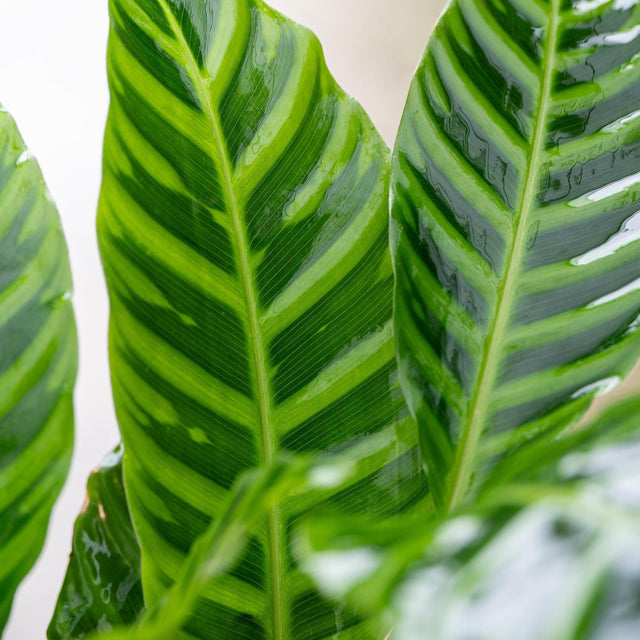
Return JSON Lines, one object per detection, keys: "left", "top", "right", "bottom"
{"left": 392, "top": 0, "right": 640, "bottom": 510}
{"left": 48, "top": 446, "right": 143, "bottom": 640}
{"left": 98, "top": 1, "right": 427, "bottom": 638}
{"left": 0, "top": 107, "right": 76, "bottom": 632}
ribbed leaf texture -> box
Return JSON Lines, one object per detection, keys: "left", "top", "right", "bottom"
{"left": 95, "top": 457, "right": 331, "bottom": 640}
{"left": 50, "top": 454, "right": 365, "bottom": 640}
{"left": 0, "top": 107, "right": 76, "bottom": 632}
{"left": 392, "top": 0, "right": 640, "bottom": 510}
{"left": 98, "top": 1, "right": 428, "bottom": 638}
{"left": 299, "top": 398, "right": 640, "bottom": 640}
{"left": 48, "top": 446, "right": 143, "bottom": 639}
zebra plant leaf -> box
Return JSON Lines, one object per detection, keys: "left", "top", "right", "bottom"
{"left": 92, "top": 456, "right": 323, "bottom": 640}
{"left": 392, "top": 0, "right": 640, "bottom": 510}
{"left": 98, "top": 0, "right": 427, "bottom": 638}
{"left": 54, "top": 454, "right": 379, "bottom": 640}
{"left": 48, "top": 446, "right": 143, "bottom": 640}
{"left": 298, "top": 397, "right": 640, "bottom": 640}
{"left": 0, "top": 107, "right": 76, "bottom": 632}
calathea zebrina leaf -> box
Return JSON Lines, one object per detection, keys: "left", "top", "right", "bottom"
{"left": 98, "top": 0, "right": 428, "bottom": 638}
{"left": 391, "top": 0, "right": 640, "bottom": 510}
{"left": 48, "top": 446, "right": 143, "bottom": 640}
{"left": 88, "top": 456, "right": 335, "bottom": 640}
{"left": 0, "top": 106, "right": 76, "bottom": 633}
{"left": 298, "top": 397, "right": 640, "bottom": 640}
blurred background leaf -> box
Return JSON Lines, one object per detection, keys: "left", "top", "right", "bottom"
{"left": 0, "top": 107, "right": 76, "bottom": 635}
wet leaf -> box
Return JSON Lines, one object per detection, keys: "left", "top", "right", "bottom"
{"left": 392, "top": 0, "right": 640, "bottom": 510}
{"left": 48, "top": 447, "right": 143, "bottom": 639}
{"left": 97, "top": 0, "right": 428, "bottom": 637}
{"left": 299, "top": 397, "right": 640, "bottom": 640}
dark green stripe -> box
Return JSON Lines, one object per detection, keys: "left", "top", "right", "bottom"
{"left": 452, "top": 1, "right": 536, "bottom": 139}
{"left": 396, "top": 149, "right": 505, "bottom": 272}
{"left": 281, "top": 363, "right": 401, "bottom": 452}
{"left": 110, "top": 242, "right": 251, "bottom": 395}
{"left": 423, "top": 45, "right": 520, "bottom": 208}
{"left": 257, "top": 148, "right": 385, "bottom": 308}
{"left": 107, "top": 132, "right": 236, "bottom": 275}
{"left": 538, "top": 137, "right": 640, "bottom": 207}
{"left": 500, "top": 307, "right": 640, "bottom": 382}
{"left": 548, "top": 77, "right": 640, "bottom": 146}
{"left": 524, "top": 200, "right": 640, "bottom": 269}
{"left": 515, "top": 258, "right": 640, "bottom": 325}
{"left": 111, "top": 2, "right": 200, "bottom": 111}
{"left": 117, "top": 359, "right": 258, "bottom": 489}
{"left": 270, "top": 233, "right": 391, "bottom": 403}
{"left": 481, "top": 0, "right": 545, "bottom": 63}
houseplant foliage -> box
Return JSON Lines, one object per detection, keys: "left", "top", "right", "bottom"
{"left": 391, "top": 0, "right": 640, "bottom": 510}
{"left": 34, "top": 0, "right": 640, "bottom": 637}
{"left": 77, "top": 456, "right": 355, "bottom": 640}
{"left": 52, "top": 400, "right": 640, "bottom": 640}
{"left": 0, "top": 107, "right": 77, "bottom": 633}
{"left": 298, "top": 397, "right": 640, "bottom": 640}
{"left": 50, "top": 448, "right": 394, "bottom": 640}
{"left": 47, "top": 447, "right": 143, "bottom": 639}
{"left": 50, "top": 451, "right": 317, "bottom": 640}
{"left": 95, "top": 0, "right": 427, "bottom": 637}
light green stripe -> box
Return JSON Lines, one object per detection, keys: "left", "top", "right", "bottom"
{"left": 460, "top": 0, "right": 540, "bottom": 79}
{"left": 235, "top": 21, "right": 319, "bottom": 195}
{"left": 432, "top": 32, "right": 529, "bottom": 155}
{"left": 402, "top": 84, "right": 512, "bottom": 234}
{"left": 120, "top": 405, "right": 230, "bottom": 516}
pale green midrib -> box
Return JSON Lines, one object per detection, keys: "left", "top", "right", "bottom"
{"left": 146, "top": 4, "right": 286, "bottom": 639}
{"left": 444, "top": 0, "right": 562, "bottom": 513}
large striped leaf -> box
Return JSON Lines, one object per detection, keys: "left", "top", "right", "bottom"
{"left": 299, "top": 397, "right": 640, "bottom": 640}
{"left": 392, "top": 0, "right": 640, "bottom": 510}
{"left": 92, "top": 456, "right": 327, "bottom": 640}
{"left": 48, "top": 446, "right": 143, "bottom": 640}
{"left": 49, "top": 452, "right": 387, "bottom": 640}
{"left": 98, "top": 1, "right": 427, "bottom": 638}
{"left": 0, "top": 106, "right": 76, "bottom": 632}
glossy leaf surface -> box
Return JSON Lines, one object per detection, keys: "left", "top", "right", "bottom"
{"left": 392, "top": 0, "right": 640, "bottom": 510}
{"left": 48, "top": 446, "right": 143, "bottom": 639}
{"left": 0, "top": 107, "right": 76, "bottom": 632}
{"left": 98, "top": 1, "right": 427, "bottom": 638}
{"left": 299, "top": 397, "right": 640, "bottom": 640}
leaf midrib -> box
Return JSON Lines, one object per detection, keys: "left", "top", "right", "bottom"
{"left": 444, "top": 0, "right": 562, "bottom": 513}
{"left": 154, "top": 3, "right": 286, "bottom": 638}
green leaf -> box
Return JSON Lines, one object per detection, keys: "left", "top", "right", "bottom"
{"left": 483, "top": 393, "right": 640, "bottom": 489}
{"left": 98, "top": 0, "right": 427, "bottom": 638}
{"left": 48, "top": 446, "right": 144, "bottom": 640}
{"left": 92, "top": 456, "right": 325, "bottom": 640}
{"left": 391, "top": 0, "right": 640, "bottom": 511}
{"left": 59, "top": 453, "right": 380, "bottom": 640}
{"left": 0, "top": 106, "right": 76, "bottom": 632}
{"left": 298, "top": 397, "right": 640, "bottom": 640}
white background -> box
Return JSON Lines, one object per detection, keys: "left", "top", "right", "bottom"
{"left": 0, "top": 1, "right": 638, "bottom": 638}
